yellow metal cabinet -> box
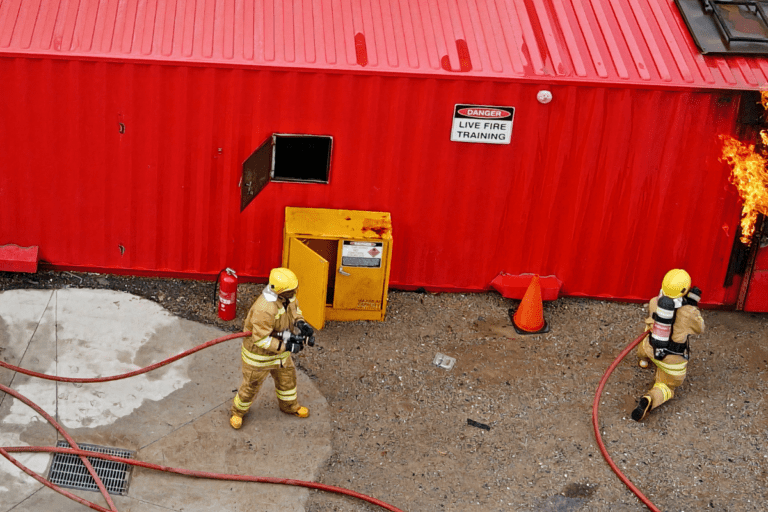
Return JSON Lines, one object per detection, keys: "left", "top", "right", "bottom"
{"left": 282, "top": 207, "right": 393, "bottom": 330}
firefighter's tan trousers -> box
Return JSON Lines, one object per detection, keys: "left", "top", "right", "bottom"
{"left": 231, "top": 361, "right": 301, "bottom": 417}
{"left": 636, "top": 336, "right": 688, "bottom": 410}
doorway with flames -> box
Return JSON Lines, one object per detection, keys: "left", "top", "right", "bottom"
{"left": 723, "top": 91, "right": 768, "bottom": 312}
{"left": 727, "top": 215, "right": 768, "bottom": 312}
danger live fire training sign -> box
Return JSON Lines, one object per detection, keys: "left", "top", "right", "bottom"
{"left": 450, "top": 104, "right": 514, "bottom": 145}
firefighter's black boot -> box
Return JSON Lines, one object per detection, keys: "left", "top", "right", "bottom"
{"left": 631, "top": 396, "right": 652, "bottom": 422}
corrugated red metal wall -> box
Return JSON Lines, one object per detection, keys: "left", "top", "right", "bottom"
{"left": 0, "top": 56, "right": 744, "bottom": 305}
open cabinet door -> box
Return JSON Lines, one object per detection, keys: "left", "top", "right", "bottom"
{"left": 289, "top": 238, "right": 329, "bottom": 330}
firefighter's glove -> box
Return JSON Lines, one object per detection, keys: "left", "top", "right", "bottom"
{"left": 296, "top": 320, "right": 315, "bottom": 347}
{"left": 296, "top": 320, "right": 314, "bottom": 338}
{"left": 285, "top": 333, "right": 304, "bottom": 354}
{"left": 684, "top": 286, "right": 703, "bottom": 307}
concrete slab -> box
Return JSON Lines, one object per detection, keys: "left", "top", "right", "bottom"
{"left": 8, "top": 487, "right": 186, "bottom": 512}
{"left": 0, "top": 289, "right": 58, "bottom": 504}
{"left": 0, "top": 289, "right": 53, "bottom": 388}
{"left": 0, "top": 289, "right": 331, "bottom": 512}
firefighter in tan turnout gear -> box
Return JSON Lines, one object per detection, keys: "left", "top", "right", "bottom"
{"left": 230, "top": 267, "right": 315, "bottom": 429}
{"left": 632, "top": 269, "right": 705, "bottom": 422}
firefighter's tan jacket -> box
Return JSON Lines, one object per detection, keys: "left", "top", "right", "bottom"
{"left": 644, "top": 296, "right": 705, "bottom": 343}
{"left": 637, "top": 296, "right": 705, "bottom": 409}
{"left": 241, "top": 287, "right": 305, "bottom": 369}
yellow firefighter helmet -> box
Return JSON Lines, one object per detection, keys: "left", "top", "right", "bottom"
{"left": 269, "top": 267, "right": 299, "bottom": 294}
{"left": 661, "top": 269, "right": 691, "bottom": 299}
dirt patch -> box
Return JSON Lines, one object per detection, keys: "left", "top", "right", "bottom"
{"left": 563, "top": 482, "right": 598, "bottom": 499}
{"left": 2, "top": 270, "right": 767, "bottom": 511}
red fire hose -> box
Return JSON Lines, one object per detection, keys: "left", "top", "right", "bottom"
{"left": 0, "top": 332, "right": 405, "bottom": 512}
{"left": 0, "top": 332, "right": 249, "bottom": 383}
{"left": 2, "top": 328, "right": 660, "bottom": 512}
{"left": 592, "top": 331, "right": 661, "bottom": 512}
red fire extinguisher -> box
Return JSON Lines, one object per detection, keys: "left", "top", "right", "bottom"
{"left": 215, "top": 268, "right": 238, "bottom": 321}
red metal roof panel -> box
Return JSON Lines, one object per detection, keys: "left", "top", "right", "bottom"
{"left": 2, "top": 0, "right": 768, "bottom": 89}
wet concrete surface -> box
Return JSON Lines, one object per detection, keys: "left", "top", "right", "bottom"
{"left": 0, "top": 289, "right": 331, "bottom": 512}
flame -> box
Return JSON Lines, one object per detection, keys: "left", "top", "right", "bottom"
{"left": 720, "top": 134, "right": 768, "bottom": 244}
{"left": 719, "top": 90, "right": 768, "bottom": 245}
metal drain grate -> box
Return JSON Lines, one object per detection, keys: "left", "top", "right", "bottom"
{"left": 48, "top": 441, "right": 134, "bottom": 495}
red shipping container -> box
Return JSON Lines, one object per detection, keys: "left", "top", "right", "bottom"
{"left": 0, "top": 0, "right": 765, "bottom": 308}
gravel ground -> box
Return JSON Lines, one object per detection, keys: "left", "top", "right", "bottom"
{"left": 1, "top": 270, "right": 767, "bottom": 512}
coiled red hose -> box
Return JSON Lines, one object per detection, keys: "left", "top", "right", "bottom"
{"left": 0, "top": 332, "right": 405, "bottom": 512}
{"left": 592, "top": 331, "right": 661, "bottom": 512}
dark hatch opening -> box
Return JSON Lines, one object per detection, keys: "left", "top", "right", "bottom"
{"left": 273, "top": 135, "right": 332, "bottom": 183}
{"left": 241, "top": 134, "right": 332, "bottom": 212}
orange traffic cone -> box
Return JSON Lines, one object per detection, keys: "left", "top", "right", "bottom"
{"left": 509, "top": 275, "right": 550, "bottom": 335}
